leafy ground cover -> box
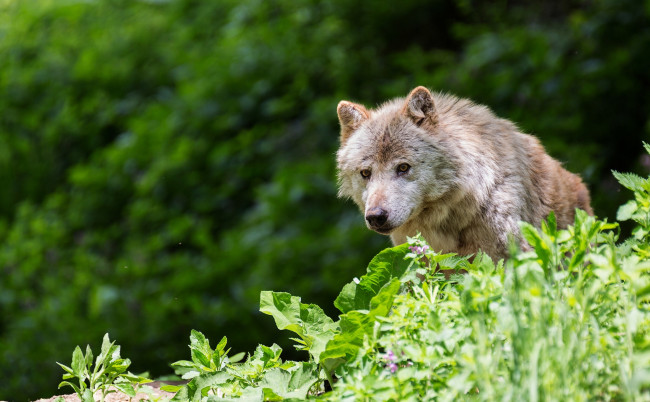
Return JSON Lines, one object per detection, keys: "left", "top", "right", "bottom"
{"left": 51, "top": 148, "right": 650, "bottom": 401}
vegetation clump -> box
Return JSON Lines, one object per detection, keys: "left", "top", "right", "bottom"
{"left": 143, "top": 153, "right": 647, "bottom": 400}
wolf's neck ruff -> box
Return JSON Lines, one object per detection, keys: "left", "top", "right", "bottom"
{"left": 336, "top": 86, "right": 592, "bottom": 260}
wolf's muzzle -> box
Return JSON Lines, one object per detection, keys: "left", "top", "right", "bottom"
{"left": 365, "top": 207, "right": 389, "bottom": 231}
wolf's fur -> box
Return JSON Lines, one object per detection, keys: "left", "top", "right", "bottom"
{"left": 336, "top": 86, "right": 592, "bottom": 260}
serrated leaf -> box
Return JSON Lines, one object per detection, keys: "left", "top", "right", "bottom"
{"left": 258, "top": 363, "right": 319, "bottom": 399}
{"left": 613, "top": 170, "right": 647, "bottom": 191}
{"left": 183, "top": 372, "right": 232, "bottom": 401}
{"left": 259, "top": 292, "right": 304, "bottom": 336}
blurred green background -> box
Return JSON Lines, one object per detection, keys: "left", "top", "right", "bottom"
{"left": 1, "top": 0, "right": 649, "bottom": 399}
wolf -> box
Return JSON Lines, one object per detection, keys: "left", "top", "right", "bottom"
{"left": 336, "top": 86, "right": 592, "bottom": 260}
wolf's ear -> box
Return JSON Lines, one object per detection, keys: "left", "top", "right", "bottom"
{"left": 404, "top": 86, "right": 437, "bottom": 126}
{"left": 337, "top": 101, "right": 369, "bottom": 143}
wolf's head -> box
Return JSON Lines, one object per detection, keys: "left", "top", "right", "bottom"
{"left": 336, "top": 86, "right": 458, "bottom": 235}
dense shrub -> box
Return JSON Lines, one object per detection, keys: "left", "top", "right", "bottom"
{"left": 0, "top": 0, "right": 648, "bottom": 399}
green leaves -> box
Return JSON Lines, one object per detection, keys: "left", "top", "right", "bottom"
{"left": 170, "top": 336, "right": 322, "bottom": 401}
{"left": 258, "top": 363, "right": 320, "bottom": 400}
{"left": 335, "top": 243, "right": 411, "bottom": 314}
{"left": 260, "top": 291, "right": 339, "bottom": 364}
{"left": 171, "top": 330, "right": 243, "bottom": 383}
{"left": 57, "top": 334, "right": 151, "bottom": 401}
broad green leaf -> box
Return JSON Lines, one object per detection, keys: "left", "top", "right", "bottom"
{"left": 368, "top": 278, "right": 401, "bottom": 316}
{"left": 298, "top": 303, "right": 339, "bottom": 363}
{"left": 100, "top": 333, "right": 111, "bottom": 357}
{"left": 71, "top": 346, "right": 85, "bottom": 378}
{"left": 334, "top": 243, "right": 411, "bottom": 314}
{"left": 321, "top": 279, "right": 401, "bottom": 365}
{"left": 81, "top": 388, "right": 94, "bottom": 402}
{"left": 190, "top": 330, "right": 213, "bottom": 358}
{"left": 108, "top": 357, "right": 131, "bottom": 374}
{"left": 180, "top": 372, "right": 232, "bottom": 402}
{"left": 617, "top": 200, "right": 638, "bottom": 221}
{"left": 259, "top": 292, "right": 303, "bottom": 335}
{"left": 113, "top": 382, "right": 136, "bottom": 397}
{"left": 84, "top": 345, "right": 93, "bottom": 370}
{"left": 258, "top": 363, "right": 319, "bottom": 399}
{"left": 191, "top": 348, "right": 211, "bottom": 368}
{"left": 259, "top": 291, "right": 338, "bottom": 363}
{"left": 320, "top": 311, "right": 373, "bottom": 363}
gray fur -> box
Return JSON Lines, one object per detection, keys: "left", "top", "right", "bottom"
{"left": 336, "top": 87, "right": 592, "bottom": 260}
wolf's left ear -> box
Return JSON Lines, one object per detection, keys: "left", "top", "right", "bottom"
{"left": 337, "top": 101, "right": 369, "bottom": 143}
{"left": 404, "top": 86, "right": 437, "bottom": 126}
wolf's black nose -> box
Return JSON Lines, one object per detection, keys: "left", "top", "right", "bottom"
{"left": 365, "top": 208, "right": 388, "bottom": 228}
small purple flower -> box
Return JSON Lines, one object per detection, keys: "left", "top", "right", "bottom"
{"left": 409, "top": 245, "right": 429, "bottom": 255}
{"left": 386, "top": 350, "right": 396, "bottom": 362}
{"left": 388, "top": 362, "right": 398, "bottom": 373}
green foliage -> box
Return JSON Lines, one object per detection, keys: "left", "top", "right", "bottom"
{"left": 164, "top": 162, "right": 650, "bottom": 401}
{"left": 169, "top": 333, "right": 320, "bottom": 401}
{"left": 2, "top": 0, "right": 649, "bottom": 400}
{"left": 57, "top": 334, "right": 151, "bottom": 402}
{"left": 259, "top": 292, "right": 339, "bottom": 364}
{"left": 169, "top": 330, "right": 245, "bottom": 382}
{"left": 613, "top": 144, "right": 650, "bottom": 260}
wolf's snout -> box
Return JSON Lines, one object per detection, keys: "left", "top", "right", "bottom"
{"left": 365, "top": 207, "right": 389, "bottom": 229}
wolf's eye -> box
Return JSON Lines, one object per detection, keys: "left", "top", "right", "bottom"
{"left": 360, "top": 169, "right": 371, "bottom": 179}
{"left": 397, "top": 163, "right": 410, "bottom": 175}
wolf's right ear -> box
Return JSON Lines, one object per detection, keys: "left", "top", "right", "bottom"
{"left": 404, "top": 86, "right": 437, "bottom": 126}
{"left": 337, "top": 101, "right": 369, "bottom": 143}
